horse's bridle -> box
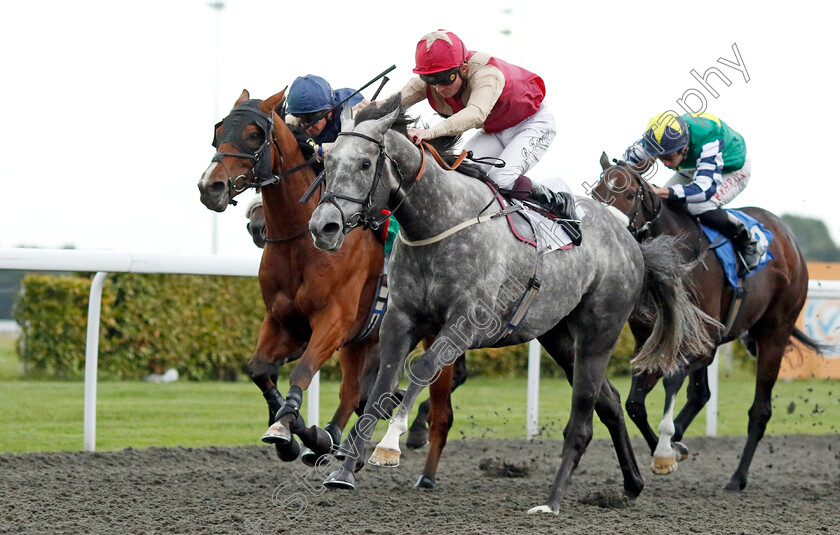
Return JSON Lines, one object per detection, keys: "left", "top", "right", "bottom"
{"left": 211, "top": 99, "right": 319, "bottom": 205}
{"left": 317, "top": 131, "right": 425, "bottom": 232}
{"left": 615, "top": 164, "right": 664, "bottom": 239}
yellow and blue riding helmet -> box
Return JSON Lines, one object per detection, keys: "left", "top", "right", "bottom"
{"left": 641, "top": 113, "right": 688, "bottom": 156}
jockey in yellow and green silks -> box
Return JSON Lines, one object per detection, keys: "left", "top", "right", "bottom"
{"left": 623, "top": 111, "right": 763, "bottom": 272}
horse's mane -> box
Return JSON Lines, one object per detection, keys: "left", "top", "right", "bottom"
{"left": 354, "top": 93, "right": 414, "bottom": 134}
{"left": 355, "top": 93, "right": 486, "bottom": 180}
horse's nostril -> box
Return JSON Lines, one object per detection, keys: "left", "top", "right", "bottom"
{"left": 209, "top": 181, "right": 226, "bottom": 194}
{"left": 322, "top": 222, "right": 340, "bottom": 235}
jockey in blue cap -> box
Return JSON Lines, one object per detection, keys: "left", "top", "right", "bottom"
{"left": 249, "top": 75, "right": 399, "bottom": 256}
{"left": 286, "top": 74, "right": 366, "bottom": 159}
{"left": 623, "top": 111, "right": 763, "bottom": 273}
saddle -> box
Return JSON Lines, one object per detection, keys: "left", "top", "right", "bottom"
{"left": 696, "top": 210, "right": 774, "bottom": 289}
{"left": 434, "top": 151, "right": 577, "bottom": 253}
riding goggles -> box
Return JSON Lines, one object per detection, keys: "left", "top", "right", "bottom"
{"left": 295, "top": 111, "right": 329, "bottom": 128}
{"left": 420, "top": 68, "right": 459, "bottom": 86}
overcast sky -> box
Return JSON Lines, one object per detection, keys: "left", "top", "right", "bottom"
{"left": 2, "top": 0, "right": 838, "bottom": 259}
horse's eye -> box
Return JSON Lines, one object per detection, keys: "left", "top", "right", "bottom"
{"left": 626, "top": 192, "right": 635, "bottom": 201}
{"left": 360, "top": 160, "right": 371, "bottom": 171}
{"left": 244, "top": 131, "right": 263, "bottom": 150}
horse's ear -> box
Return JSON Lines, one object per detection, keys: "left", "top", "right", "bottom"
{"left": 600, "top": 152, "right": 611, "bottom": 171}
{"left": 340, "top": 103, "right": 354, "bottom": 132}
{"left": 367, "top": 107, "right": 400, "bottom": 140}
{"left": 261, "top": 87, "right": 287, "bottom": 115}
{"left": 235, "top": 89, "right": 250, "bottom": 107}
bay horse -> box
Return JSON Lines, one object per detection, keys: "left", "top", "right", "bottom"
{"left": 592, "top": 153, "right": 824, "bottom": 491}
{"left": 198, "top": 88, "right": 395, "bottom": 465}
{"left": 198, "top": 89, "right": 463, "bottom": 474}
{"left": 308, "top": 95, "right": 718, "bottom": 514}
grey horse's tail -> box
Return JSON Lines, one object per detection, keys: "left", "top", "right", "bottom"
{"left": 632, "top": 235, "right": 723, "bottom": 376}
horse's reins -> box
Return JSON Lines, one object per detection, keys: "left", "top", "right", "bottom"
{"left": 623, "top": 168, "right": 664, "bottom": 240}
{"left": 318, "top": 132, "right": 519, "bottom": 242}
{"left": 316, "top": 131, "right": 427, "bottom": 232}
{"left": 395, "top": 143, "right": 521, "bottom": 246}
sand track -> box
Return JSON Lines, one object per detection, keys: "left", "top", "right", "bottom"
{"left": 1, "top": 435, "right": 838, "bottom": 534}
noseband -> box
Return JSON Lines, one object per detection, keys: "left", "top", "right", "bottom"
{"left": 211, "top": 99, "right": 319, "bottom": 204}
{"left": 318, "top": 131, "right": 425, "bottom": 232}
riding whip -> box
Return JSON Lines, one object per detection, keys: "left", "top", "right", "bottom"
{"left": 301, "top": 65, "right": 397, "bottom": 125}
{"left": 370, "top": 76, "right": 390, "bottom": 101}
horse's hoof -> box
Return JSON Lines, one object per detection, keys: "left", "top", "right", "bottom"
{"left": 261, "top": 422, "right": 292, "bottom": 445}
{"left": 651, "top": 455, "right": 678, "bottom": 475}
{"left": 672, "top": 441, "right": 689, "bottom": 462}
{"left": 353, "top": 458, "right": 365, "bottom": 473}
{"left": 405, "top": 429, "right": 429, "bottom": 450}
{"left": 527, "top": 505, "right": 558, "bottom": 515}
{"left": 414, "top": 475, "right": 436, "bottom": 489}
{"left": 724, "top": 475, "right": 747, "bottom": 492}
{"left": 274, "top": 439, "right": 301, "bottom": 462}
{"left": 368, "top": 446, "right": 400, "bottom": 467}
{"left": 301, "top": 448, "right": 323, "bottom": 467}
{"left": 323, "top": 467, "right": 356, "bottom": 490}
{"left": 624, "top": 477, "right": 645, "bottom": 499}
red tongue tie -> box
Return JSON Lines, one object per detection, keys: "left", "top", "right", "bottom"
{"left": 380, "top": 210, "right": 391, "bottom": 241}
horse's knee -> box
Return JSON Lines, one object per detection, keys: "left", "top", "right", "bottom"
{"left": 339, "top": 382, "right": 363, "bottom": 408}
{"left": 687, "top": 379, "right": 711, "bottom": 404}
{"left": 747, "top": 403, "right": 772, "bottom": 433}
{"left": 691, "top": 387, "right": 711, "bottom": 405}
{"left": 451, "top": 355, "right": 468, "bottom": 389}
{"left": 563, "top": 423, "right": 594, "bottom": 454}
{"left": 625, "top": 396, "right": 646, "bottom": 420}
{"left": 288, "top": 363, "right": 315, "bottom": 389}
{"left": 248, "top": 355, "right": 276, "bottom": 381}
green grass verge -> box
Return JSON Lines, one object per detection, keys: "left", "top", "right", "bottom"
{"left": 1, "top": 369, "right": 838, "bottom": 453}
{"left": 0, "top": 334, "right": 20, "bottom": 381}
{"left": 2, "top": 335, "right": 838, "bottom": 453}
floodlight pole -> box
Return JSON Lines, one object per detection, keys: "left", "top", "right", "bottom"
{"left": 209, "top": 1, "right": 225, "bottom": 254}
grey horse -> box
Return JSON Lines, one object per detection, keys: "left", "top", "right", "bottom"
{"left": 308, "top": 95, "right": 719, "bottom": 514}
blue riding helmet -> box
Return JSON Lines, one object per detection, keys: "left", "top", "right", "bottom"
{"left": 642, "top": 113, "right": 689, "bottom": 156}
{"left": 287, "top": 75, "right": 334, "bottom": 115}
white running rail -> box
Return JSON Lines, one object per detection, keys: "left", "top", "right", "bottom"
{"left": 0, "top": 247, "right": 320, "bottom": 451}
{"left": 3, "top": 248, "right": 840, "bottom": 446}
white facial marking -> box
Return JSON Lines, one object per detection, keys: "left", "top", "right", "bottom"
{"left": 200, "top": 161, "right": 219, "bottom": 187}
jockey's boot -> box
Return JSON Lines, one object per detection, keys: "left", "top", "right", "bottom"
{"left": 528, "top": 182, "right": 582, "bottom": 246}
{"left": 505, "top": 175, "right": 581, "bottom": 245}
{"left": 698, "top": 208, "right": 762, "bottom": 276}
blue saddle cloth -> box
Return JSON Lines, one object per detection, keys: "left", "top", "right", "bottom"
{"left": 700, "top": 209, "right": 774, "bottom": 289}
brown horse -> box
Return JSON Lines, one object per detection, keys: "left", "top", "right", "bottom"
{"left": 198, "top": 89, "right": 463, "bottom": 481}
{"left": 592, "top": 153, "right": 824, "bottom": 490}
{"left": 198, "top": 88, "right": 393, "bottom": 463}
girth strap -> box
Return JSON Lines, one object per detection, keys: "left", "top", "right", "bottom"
{"left": 497, "top": 214, "right": 545, "bottom": 341}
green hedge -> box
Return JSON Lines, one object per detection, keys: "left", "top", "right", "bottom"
{"left": 14, "top": 273, "right": 273, "bottom": 380}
